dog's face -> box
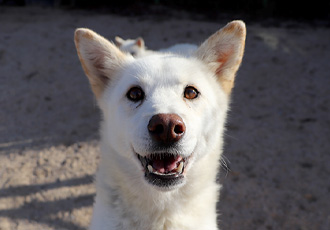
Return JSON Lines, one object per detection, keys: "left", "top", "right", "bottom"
{"left": 74, "top": 21, "right": 246, "bottom": 191}
{"left": 100, "top": 56, "right": 228, "bottom": 190}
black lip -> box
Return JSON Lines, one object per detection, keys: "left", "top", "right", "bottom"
{"left": 146, "top": 172, "right": 184, "bottom": 188}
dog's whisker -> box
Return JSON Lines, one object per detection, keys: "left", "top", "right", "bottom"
{"left": 220, "top": 156, "right": 231, "bottom": 177}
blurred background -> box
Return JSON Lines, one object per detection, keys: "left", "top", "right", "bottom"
{"left": 0, "top": 1, "right": 329, "bottom": 230}
{"left": 1, "top": 0, "right": 330, "bottom": 20}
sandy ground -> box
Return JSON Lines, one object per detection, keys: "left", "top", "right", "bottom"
{"left": 0, "top": 6, "right": 329, "bottom": 230}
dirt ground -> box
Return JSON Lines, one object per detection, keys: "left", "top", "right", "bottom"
{"left": 0, "top": 6, "right": 329, "bottom": 230}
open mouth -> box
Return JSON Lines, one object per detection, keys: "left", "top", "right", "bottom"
{"left": 136, "top": 153, "right": 190, "bottom": 188}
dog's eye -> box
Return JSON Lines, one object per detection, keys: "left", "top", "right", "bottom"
{"left": 184, "top": 86, "right": 199, "bottom": 99}
{"left": 127, "top": 87, "right": 144, "bottom": 102}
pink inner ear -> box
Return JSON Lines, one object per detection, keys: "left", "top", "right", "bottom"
{"left": 136, "top": 39, "right": 143, "bottom": 47}
{"left": 215, "top": 47, "right": 233, "bottom": 75}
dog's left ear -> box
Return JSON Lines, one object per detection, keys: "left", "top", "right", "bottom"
{"left": 74, "top": 29, "right": 129, "bottom": 99}
{"left": 195, "top": 20, "right": 246, "bottom": 95}
{"left": 114, "top": 36, "right": 124, "bottom": 47}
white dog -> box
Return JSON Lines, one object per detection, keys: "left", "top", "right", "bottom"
{"left": 114, "top": 36, "right": 151, "bottom": 57}
{"left": 74, "top": 20, "right": 246, "bottom": 230}
{"left": 115, "top": 36, "right": 198, "bottom": 57}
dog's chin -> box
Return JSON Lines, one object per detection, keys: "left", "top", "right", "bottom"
{"left": 136, "top": 152, "right": 191, "bottom": 191}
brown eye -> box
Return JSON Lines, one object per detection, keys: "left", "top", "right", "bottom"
{"left": 184, "top": 86, "right": 199, "bottom": 99}
{"left": 127, "top": 87, "right": 144, "bottom": 102}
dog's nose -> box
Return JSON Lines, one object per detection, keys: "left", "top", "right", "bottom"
{"left": 148, "top": 114, "right": 186, "bottom": 144}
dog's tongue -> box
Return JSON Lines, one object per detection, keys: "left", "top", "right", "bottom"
{"left": 152, "top": 155, "right": 183, "bottom": 173}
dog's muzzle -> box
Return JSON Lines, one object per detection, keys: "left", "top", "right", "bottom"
{"left": 137, "top": 113, "right": 190, "bottom": 189}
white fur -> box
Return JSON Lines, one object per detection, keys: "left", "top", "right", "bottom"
{"left": 74, "top": 21, "right": 246, "bottom": 230}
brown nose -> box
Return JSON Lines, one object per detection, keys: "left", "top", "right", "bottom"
{"left": 148, "top": 114, "right": 186, "bottom": 144}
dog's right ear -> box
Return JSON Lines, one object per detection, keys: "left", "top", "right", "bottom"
{"left": 135, "top": 37, "right": 145, "bottom": 48}
{"left": 74, "top": 29, "right": 129, "bottom": 99}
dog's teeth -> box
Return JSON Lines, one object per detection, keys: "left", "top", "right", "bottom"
{"left": 147, "top": 165, "right": 153, "bottom": 173}
{"left": 176, "top": 161, "right": 184, "bottom": 174}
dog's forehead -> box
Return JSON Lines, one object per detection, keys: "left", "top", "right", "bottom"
{"left": 122, "top": 55, "right": 206, "bottom": 87}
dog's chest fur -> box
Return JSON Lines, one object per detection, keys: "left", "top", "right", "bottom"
{"left": 92, "top": 149, "right": 220, "bottom": 230}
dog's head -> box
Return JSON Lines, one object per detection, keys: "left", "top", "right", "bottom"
{"left": 114, "top": 36, "right": 145, "bottom": 57}
{"left": 74, "top": 21, "right": 246, "bottom": 191}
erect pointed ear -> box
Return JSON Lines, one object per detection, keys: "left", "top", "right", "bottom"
{"left": 74, "top": 29, "right": 129, "bottom": 99}
{"left": 114, "top": 36, "right": 124, "bottom": 47}
{"left": 136, "top": 37, "right": 145, "bottom": 48}
{"left": 195, "top": 20, "right": 246, "bottom": 95}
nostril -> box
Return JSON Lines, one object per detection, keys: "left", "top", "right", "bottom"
{"left": 148, "top": 117, "right": 165, "bottom": 135}
{"left": 154, "top": 124, "right": 164, "bottom": 134}
{"left": 174, "top": 124, "right": 184, "bottom": 135}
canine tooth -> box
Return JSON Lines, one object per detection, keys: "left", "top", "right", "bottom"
{"left": 147, "top": 165, "right": 153, "bottom": 173}
{"left": 176, "top": 161, "right": 184, "bottom": 173}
